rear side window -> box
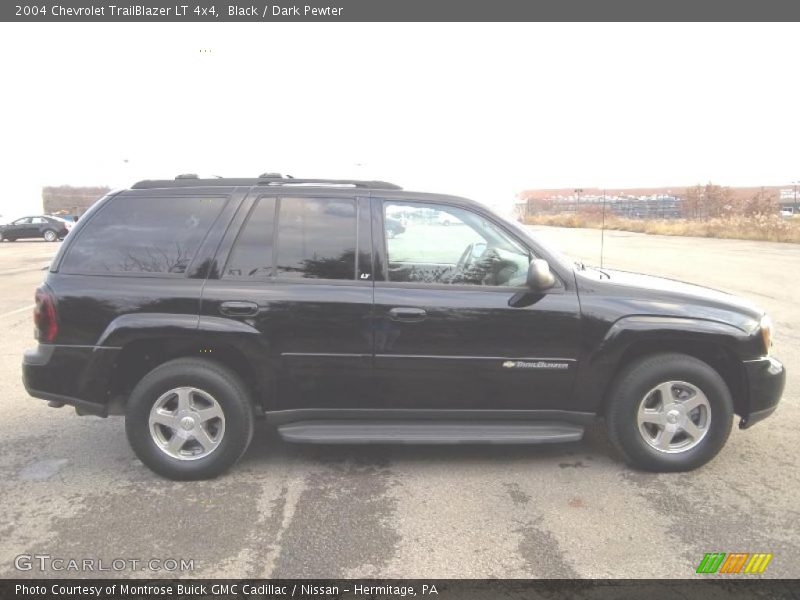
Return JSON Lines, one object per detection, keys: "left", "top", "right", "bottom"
{"left": 61, "top": 195, "right": 226, "bottom": 275}
{"left": 276, "top": 197, "right": 357, "bottom": 280}
{"left": 224, "top": 197, "right": 276, "bottom": 279}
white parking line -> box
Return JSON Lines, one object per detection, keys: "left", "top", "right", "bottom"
{"left": 0, "top": 303, "right": 34, "bottom": 318}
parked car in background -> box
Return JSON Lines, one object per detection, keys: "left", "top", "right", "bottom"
{"left": 436, "top": 212, "right": 456, "bottom": 226}
{"left": 385, "top": 216, "right": 406, "bottom": 238}
{"left": 0, "top": 215, "right": 72, "bottom": 242}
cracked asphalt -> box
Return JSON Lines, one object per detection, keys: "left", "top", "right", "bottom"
{"left": 0, "top": 228, "right": 797, "bottom": 579}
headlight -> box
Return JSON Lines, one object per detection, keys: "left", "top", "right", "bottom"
{"left": 760, "top": 314, "right": 773, "bottom": 355}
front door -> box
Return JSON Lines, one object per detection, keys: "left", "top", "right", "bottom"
{"left": 11, "top": 217, "right": 34, "bottom": 238}
{"left": 372, "top": 199, "right": 581, "bottom": 411}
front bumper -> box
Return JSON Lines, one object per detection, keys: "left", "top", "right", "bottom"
{"left": 22, "top": 343, "right": 120, "bottom": 417}
{"left": 739, "top": 356, "right": 786, "bottom": 429}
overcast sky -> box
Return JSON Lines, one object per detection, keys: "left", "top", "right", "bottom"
{"left": 0, "top": 22, "right": 798, "bottom": 219}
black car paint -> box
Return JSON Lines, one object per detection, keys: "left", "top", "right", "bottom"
{"left": 0, "top": 215, "right": 69, "bottom": 240}
{"left": 23, "top": 183, "right": 785, "bottom": 429}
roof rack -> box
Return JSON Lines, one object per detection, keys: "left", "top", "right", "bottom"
{"left": 258, "top": 177, "right": 401, "bottom": 189}
{"left": 131, "top": 175, "right": 402, "bottom": 190}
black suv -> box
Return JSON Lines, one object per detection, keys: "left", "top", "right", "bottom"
{"left": 0, "top": 215, "right": 71, "bottom": 242}
{"left": 22, "top": 175, "right": 786, "bottom": 480}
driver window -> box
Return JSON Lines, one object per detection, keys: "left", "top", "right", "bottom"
{"left": 384, "top": 201, "right": 531, "bottom": 287}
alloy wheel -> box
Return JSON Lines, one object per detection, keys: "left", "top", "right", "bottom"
{"left": 148, "top": 386, "right": 225, "bottom": 460}
{"left": 636, "top": 380, "right": 711, "bottom": 453}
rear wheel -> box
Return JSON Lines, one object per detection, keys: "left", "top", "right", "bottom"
{"left": 125, "top": 358, "right": 254, "bottom": 480}
{"left": 606, "top": 353, "right": 733, "bottom": 472}
{"left": 43, "top": 229, "right": 58, "bottom": 242}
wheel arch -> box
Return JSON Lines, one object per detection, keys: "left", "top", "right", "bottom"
{"left": 109, "top": 337, "right": 268, "bottom": 414}
{"left": 103, "top": 315, "right": 271, "bottom": 414}
{"left": 600, "top": 340, "right": 747, "bottom": 416}
{"left": 578, "top": 316, "right": 750, "bottom": 418}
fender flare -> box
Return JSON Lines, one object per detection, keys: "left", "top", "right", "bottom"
{"left": 575, "top": 315, "right": 750, "bottom": 412}
{"left": 97, "top": 313, "right": 272, "bottom": 406}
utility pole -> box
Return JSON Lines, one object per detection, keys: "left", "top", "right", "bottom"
{"left": 600, "top": 189, "right": 607, "bottom": 268}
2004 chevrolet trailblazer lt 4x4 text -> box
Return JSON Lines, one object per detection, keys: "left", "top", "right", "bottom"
{"left": 22, "top": 174, "right": 785, "bottom": 480}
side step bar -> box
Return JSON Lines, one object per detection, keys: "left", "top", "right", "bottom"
{"left": 277, "top": 420, "right": 584, "bottom": 445}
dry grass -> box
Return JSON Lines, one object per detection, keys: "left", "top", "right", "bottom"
{"left": 524, "top": 213, "right": 800, "bottom": 243}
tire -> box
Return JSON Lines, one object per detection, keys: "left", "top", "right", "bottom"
{"left": 43, "top": 229, "right": 58, "bottom": 242}
{"left": 125, "top": 358, "right": 255, "bottom": 480}
{"left": 605, "top": 352, "right": 733, "bottom": 472}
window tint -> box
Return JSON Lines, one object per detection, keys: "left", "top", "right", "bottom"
{"left": 225, "top": 197, "right": 276, "bottom": 279}
{"left": 62, "top": 195, "right": 226, "bottom": 275}
{"left": 14, "top": 218, "right": 31, "bottom": 225}
{"left": 31, "top": 217, "right": 46, "bottom": 224}
{"left": 384, "top": 201, "right": 531, "bottom": 287}
{"left": 276, "top": 197, "right": 357, "bottom": 280}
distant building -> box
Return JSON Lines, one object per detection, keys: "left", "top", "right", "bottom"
{"left": 42, "top": 185, "right": 110, "bottom": 218}
{"left": 519, "top": 185, "right": 785, "bottom": 219}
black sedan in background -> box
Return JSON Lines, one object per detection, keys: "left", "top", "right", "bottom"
{"left": 0, "top": 216, "right": 72, "bottom": 242}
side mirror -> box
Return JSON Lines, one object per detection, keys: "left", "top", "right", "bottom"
{"left": 527, "top": 259, "right": 556, "bottom": 291}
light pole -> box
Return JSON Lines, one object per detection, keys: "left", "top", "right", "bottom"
{"left": 600, "top": 189, "right": 607, "bottom": 268}
{"left": 574, "top": 188, "right": 583, "bottom": 213}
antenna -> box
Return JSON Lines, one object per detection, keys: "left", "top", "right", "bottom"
{"left": 600, "top": 189, "right": 607, "bottom": 268}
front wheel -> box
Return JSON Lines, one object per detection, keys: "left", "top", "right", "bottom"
{"left": 125, "top": 358, "right": 254, "bottom": 480}
{"left": 605, "top": 353, "right": 733, "bottom": 472}
{"left": 43, "top": 229, "right": 58, "bottom": 242}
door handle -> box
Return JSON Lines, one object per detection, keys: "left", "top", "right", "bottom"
{"left": 388, "top": 307, "right": 427, "bottom": 322}
{"left": 220, "top": 301, "right": 259, "bottom": 317}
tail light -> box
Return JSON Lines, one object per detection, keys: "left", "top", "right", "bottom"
{"left": 34, "top": 285, "right": 58, "bottom": 342}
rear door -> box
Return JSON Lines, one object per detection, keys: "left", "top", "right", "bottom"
{"left": 200, "top": 191, "right": 375, "bottom": 411}
{"left": 372, "top": 198, "right": 582, "bottom": 412}
{"left": 30, "top": 217, "right": 48, "bottom": 237}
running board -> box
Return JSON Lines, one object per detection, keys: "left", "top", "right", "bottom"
{"left": 277, "top": 420, "right": 584, "bottom": 445}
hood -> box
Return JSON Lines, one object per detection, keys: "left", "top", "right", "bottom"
{"left": 576, "top": 267, "right": 764, "bottom": 325}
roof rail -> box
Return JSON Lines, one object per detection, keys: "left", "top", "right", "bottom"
{"left": 257, "top": 177, "right": 402, "bottom": 190}
{"left": 132, "top": 176, "right": 402, "bottom": 190}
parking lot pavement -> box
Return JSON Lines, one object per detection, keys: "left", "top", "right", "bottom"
{"left": 0, "top": 230, "right": 797, "bottom": 579}
{"left": 0, "top": 241, "right": 56, "bottom": 316}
